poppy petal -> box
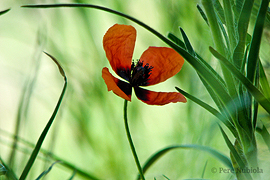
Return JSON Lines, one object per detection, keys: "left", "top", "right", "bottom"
{"left": 140, "top": 47, "right": 184, "bottom": 86}
{"left": 134, "top": 87, "right": 186, "bottom": 105}
{"left": 102, "top": 67, "right": 132, "bottom": 101}
{"left": 103, "top": 24, "right": 136, "bottom": 80}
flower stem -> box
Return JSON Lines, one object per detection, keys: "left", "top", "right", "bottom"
{"left": 123, "top": 100, "right": 145, "bottom": 180}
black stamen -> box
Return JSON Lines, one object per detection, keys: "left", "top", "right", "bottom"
{"left": 130, "top": 60, "right": 153, "bottom": 86}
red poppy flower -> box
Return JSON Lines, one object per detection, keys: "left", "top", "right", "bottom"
{"left": 102, "top": 24, "right": 187, "bottom": 105}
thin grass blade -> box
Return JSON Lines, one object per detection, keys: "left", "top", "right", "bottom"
{"left": 19, "top": 52, "right": 67, "bottom": 180}
{"left": 137, "top": 144, "right": 233, "bottom": 179}
{"left": 68, "top": 170, "right": 77, "bottom": 180}
{"left": 179, "top": 27, "right": 195, "bottom": 56}
{"left": 0, "top": 8, "right": 10, "bottom": 16}
{"left": 201, "top": 160, "right": 208, "bottom": 179}
{"left": 35, "top": 161, "right": 61, "bottom": 180}
{"left": 197, "top": 4, "right": 209, "bottom": 25}
{"left": 246, "top": 0, "right": 269, "bottom": 83}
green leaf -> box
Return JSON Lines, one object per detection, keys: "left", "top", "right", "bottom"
{"left": 137, "top": 144, "right": 233, "bottom": 179}
{"left": 19, "top": 52, "right": 67, "bottom": 180}
{"left": 175, "top": 87, "right": 236, "bottom": 137}
{"left": 36, "top": 161, "right": 61, "bottom": 180}
{"left": 210, "top": 47, "right": 270, "bottom": 115}
{"left": 0, "top": 8, "right": 10, "bottom": 16}
{"left": 246, "top": 0, "right": 269, "bottom": 83}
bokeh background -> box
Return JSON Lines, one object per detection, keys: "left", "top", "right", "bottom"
{"left": 0, "top": 0, "right": 269, "bottom": 179}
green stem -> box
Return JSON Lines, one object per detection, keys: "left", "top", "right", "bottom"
{"left": 123, "top": 100, "right": 145, "bottom": 180}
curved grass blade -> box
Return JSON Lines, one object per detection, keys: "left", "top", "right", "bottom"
{"left": 210, "top": 47, "right": 270, "bottom": 114}
{"left": 19, "top": 52, "right": 67, "bottom": 180}
{"left": 246, "top": 0, "right": 269, "bottom": 83}
{"left": 0, "top": 8, "right": 10, "bottom": 16}
{"left": 175, "top": 87, "right": 236, "bottom": 137}
{"left": 68, "top": 170, "right": 77, "bottom": 180}
{"left": 22, "top": 3, "right": 236, "bottom": 126}
{"left": 35, "top": 161, "right": 61, "bottom": 180}
{"left": 137, "top": 144, "right": 233, "bottom": 179}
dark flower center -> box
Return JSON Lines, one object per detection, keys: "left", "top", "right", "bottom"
{"left": 130, "top": 60, "right": 153, "bottom": 86}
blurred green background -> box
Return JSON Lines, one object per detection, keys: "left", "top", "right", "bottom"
{"left": 0, "top": 0, "right": 269, "bottom": 179}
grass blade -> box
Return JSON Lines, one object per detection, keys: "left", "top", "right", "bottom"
{"left": 179, "top": 27, "right": 195, "bottom": 56}
{"left": 210, "top": 47, "right": 270, "bottom": 114}
{"left": 137, "top": 144, "right": 233, "bottom": 179}
{"left": 0, "top": 8, "right": 10, "bottom": 16}
{"left": 19, "top": 52, "right": 67, "bottom": 180}
{"left": 35, "top": 161, "right": 61, "bottom": 180}
{"left": 197, "top": 4, "right": 209, "bottom": 25}
{"left": 246, "top": 0, "right": 269, "bottom": 83}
